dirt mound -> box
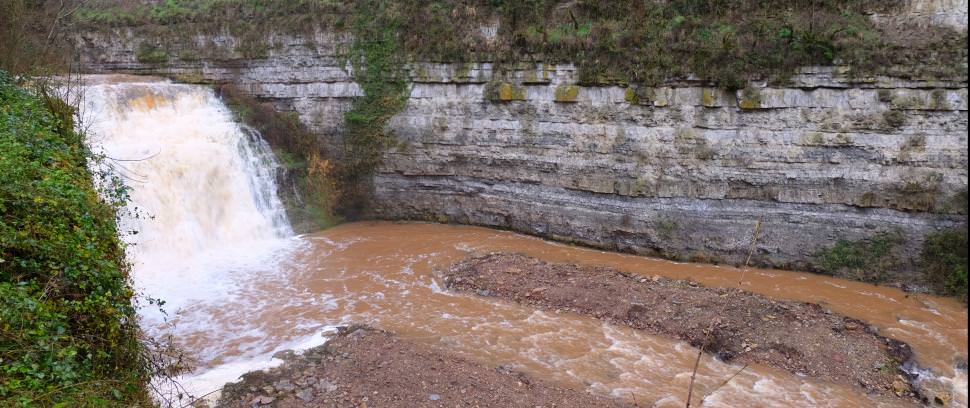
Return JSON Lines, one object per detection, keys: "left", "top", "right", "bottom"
{"left": 216, "top": 326, "right": 631, "bottom": 407}
{"left": 444, "top": 253, "right": 921, "bottom": 405}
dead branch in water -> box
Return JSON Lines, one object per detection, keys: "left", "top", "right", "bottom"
{"left": 684, "top": 342, "right": 705, "bottom": 407}
{"left": 700, "top": 364, "right": 749, "bottom": 405}
{"left": 737, "top": 217, "right": 764, "bottom": 287}
{"left": 685, "top": 218, "right": 763, "bottom": 407}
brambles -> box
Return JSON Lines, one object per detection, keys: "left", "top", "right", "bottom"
{"left": 1, "top": 73, "right": 150, "bottom": 406}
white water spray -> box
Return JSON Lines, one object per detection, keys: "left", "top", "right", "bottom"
{"left": 84, "top": 77, "right": 293, "bottom": 295}
{"left": 83, "top": 77, "right": 311, "bottom": 401}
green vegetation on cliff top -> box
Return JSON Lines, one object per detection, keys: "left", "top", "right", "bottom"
{"left": 0, "top": 71, "right": 150, "bottom": 406}
{"left": 75, "top": 0, "right": 967, "bottom": 88}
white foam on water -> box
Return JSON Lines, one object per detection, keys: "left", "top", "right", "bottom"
{"left": 168, "top": 326, "right": 337, "bottom": 405}
{"left": 82, "top": 78, "right": 304, "bottom": 402}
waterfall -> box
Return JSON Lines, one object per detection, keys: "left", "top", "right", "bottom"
{"left": 82, "top": 77, "right": 296, "bottom": 315}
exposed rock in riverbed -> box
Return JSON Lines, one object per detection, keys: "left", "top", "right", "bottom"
{"left": 216, "top": 326, "right": 632, "bottom": 408}
{"left": 443, "top": 253, "right": 926, "bottom": 405}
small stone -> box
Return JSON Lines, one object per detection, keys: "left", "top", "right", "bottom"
{"left": 496, "top": 364, "right": 514, "bottom": 374}
{"left": 892, "top": 378, "right": 911, "bottom": 396}
{"left": 349, "top": 328, "right": 367, "bottom": 340}
{"left": 296, "top": 388, "right": 314, "bottom": 402}
{"left": 250, "top": 395, "right": 274, "bottom": 405}
{"left": 934, "top": 392, "right": 952, "bottom": 406}
{"left": 276, "top": 379, "right": 296, "bottom": 392}
{"left": 429, "top": 394, "right": 441, "bottom": 401}
{"left": 317, "top": 379, "right": 338, "bottom": 393}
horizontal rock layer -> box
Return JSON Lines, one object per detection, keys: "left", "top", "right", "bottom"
{"left": 76, "top": 27, "right": 969, "bottom": 284}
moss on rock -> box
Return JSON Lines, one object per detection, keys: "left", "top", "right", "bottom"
{"left": 554, "top": 84, "right": 580, "bottom": 103}
{"left": 486, "top": 81, "right": 526, "bottom": 102}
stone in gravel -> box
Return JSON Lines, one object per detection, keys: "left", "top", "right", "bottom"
{"left": 316, "top": 379, "right": 338, "bottom": 393}
{"left": 349, "top": 328, "right": 367, "bottom": 340}
{"left": 296, "top": 388, "right": 314, "bottom": 402}
{"left": 276, "top": 379, "right": 296, "bottom": 392}
{"left": 935, "top": 392, "right": 953, "bottom": 406}
{"left": 250, "top": 395, "right": 274, "bottom": 405}
{"left": 892, "top": 377, "right": 911, "bottom": 396}
{"left": 429, "top": 394, "right": 441, "bottom": 401}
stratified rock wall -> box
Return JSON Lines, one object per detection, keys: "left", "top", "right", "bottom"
{"left": 76, "top": 23, "right": 968, "bottom": 283}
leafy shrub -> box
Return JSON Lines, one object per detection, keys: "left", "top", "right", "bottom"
{"left": 0, "top": 73, "right": 149, "bottom": 406}
{"left": 135, "top": 42, "right": 169, "bottom": 63}
{"left": 921, "top": 228, "right": 969, "bottom": 302}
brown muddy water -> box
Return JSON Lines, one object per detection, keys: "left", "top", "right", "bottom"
{"left": 167, "top": 222, "right": 967, "bottom": 408}
{"left": 82, "top": 77, "right": 966, "bottom": 407}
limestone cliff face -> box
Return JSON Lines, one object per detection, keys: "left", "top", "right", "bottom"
{"left": 76, "top": 26, "right": 968, "bottom": 284}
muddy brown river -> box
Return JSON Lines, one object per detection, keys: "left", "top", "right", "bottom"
{"left": 162, "top": 222, "right": 966, "bottom": 408}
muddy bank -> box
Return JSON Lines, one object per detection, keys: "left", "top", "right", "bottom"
{"left": 216, "top": 326, "right": 631, "bottom": 407}
{"left": 444, "top": 253, "right": 923, "bottom": 405}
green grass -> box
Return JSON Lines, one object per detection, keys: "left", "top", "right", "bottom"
{"left": 0, "top": 71, "right": 150, "bottom": 407}
{"left": 73, "top": 1, "right": 966, "bottom": 89}
{"left": 813, "top": 231, "right": 904, "bottom": 284}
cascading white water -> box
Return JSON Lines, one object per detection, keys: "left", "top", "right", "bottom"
{"left": 84, "top": 79, "right": 290, "bottom": 254}
{"left": 83, "top": 78, "right": 294, "bottom": 299}
{"left": 82, "top": 76, "right": 311, "bottom": 400}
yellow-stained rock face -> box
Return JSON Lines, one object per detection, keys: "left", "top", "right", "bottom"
{"left": 554, "top": 84, "right": 580, "bottom": 103}
{"left": 486, "top": 81, "right": 526, "bottom": 102}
